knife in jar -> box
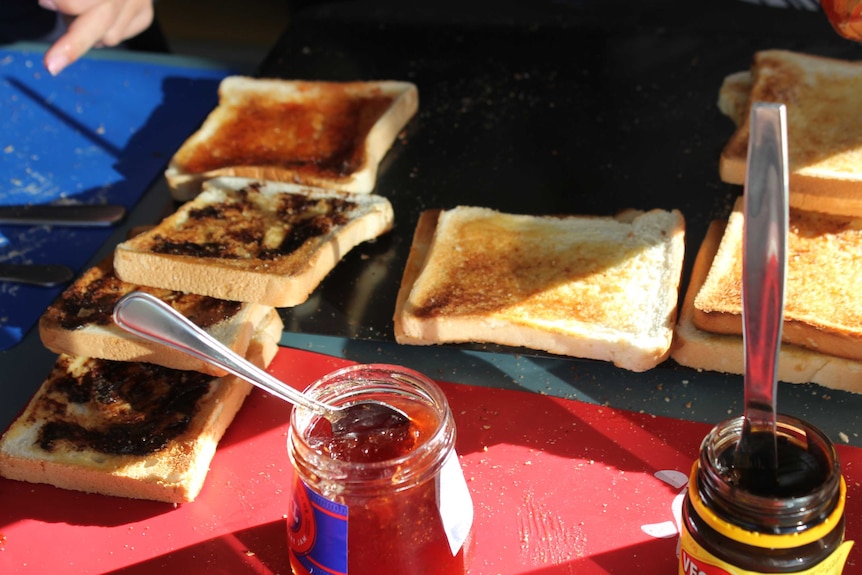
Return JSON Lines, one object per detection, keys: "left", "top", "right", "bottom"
{"left": 0, "top": 204, "right": 126, "bottom": 227}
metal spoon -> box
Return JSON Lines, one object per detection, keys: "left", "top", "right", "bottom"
{"left": 112, "top": 291, "right": 411, "bottom": 440}
{"left": 734, "top": 102, "right": 789, "bottom": 475}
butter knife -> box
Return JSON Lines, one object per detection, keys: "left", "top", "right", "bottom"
{"left": 0, "top": 263, "right": 74, "bottom": 287}
{"left": 0, "top": 204, "right": 126, "bottom": 227}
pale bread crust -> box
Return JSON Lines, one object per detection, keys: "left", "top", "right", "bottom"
{"left": 394, "top": 206, "right": 686, "bottom": 372}
{"left": 672, "top": 222, "right": 862, "bottom": 393}
{"left": 38, "top": 257, "right": 272, "bottom": 375}
{"left": 0, "top": 310, "right": 282, "bottom": 504}
{"left": 719, "top": 50, "right": 862, "bottom": 217}
{"left": 113, "top": 177, "right": 394, "bottom": 307}
{"left": 165, "top": 77, "right": 419, "bottom": 201}
{"left": 693, "top": 197, "right": 862, "bottom": 362}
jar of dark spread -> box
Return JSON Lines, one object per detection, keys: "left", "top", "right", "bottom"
{"left": 286, "top": 364, "right": 474, "bottom": 575}
{"left": 680, "top": 414, "right": 853, "bottom": 575}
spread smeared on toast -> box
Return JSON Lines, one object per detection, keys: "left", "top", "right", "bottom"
{"left": 147, "top": 183, "right": 355, "bottom": 261}
{"left": 45, "top": 259, "right": 242, "bottom": 331}
{"left": 31, "top": 355, "right": 212, "bottom": 456}
{"left": 178, "top": 91, "right": 395, "bottom": 178}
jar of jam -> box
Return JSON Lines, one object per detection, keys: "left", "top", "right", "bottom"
{"left": 680, "top": 414, "right": 853, "bottom": 575}
{"left": 822, "top": 0, "right": 862, "bottom": 42}
{"left": 286, "top": 364, "right": 474, "bottom": 575}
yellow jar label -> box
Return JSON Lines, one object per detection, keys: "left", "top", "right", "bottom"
{"left": 679, "top": 525, "right": 854, "bottom": 575}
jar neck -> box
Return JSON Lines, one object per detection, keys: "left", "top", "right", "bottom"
{"left": 697, "top": 415, "right": 842, "bottom": 534}
{"left": 288, "top": 364, "right": 456, "bottom": 497}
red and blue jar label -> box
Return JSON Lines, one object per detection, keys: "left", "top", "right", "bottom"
{"left": 288, "top": 480, "right": 348, "bottom": 575}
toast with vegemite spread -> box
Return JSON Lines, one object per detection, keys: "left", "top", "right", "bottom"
{"left": 113, "top": 177, "right": 394, "bottom": 307}
{"left": 39, "top": 255, "right": 271, "bottom": 376}
{"left": 0, "top": 310, "right": 282, "bottom": 503}
{"left": 165, "top": 77, "right": 418, "bottom": 201}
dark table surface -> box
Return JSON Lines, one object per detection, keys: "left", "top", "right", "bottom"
{"left": 258, "top": 0, "right": 862, "bottom": 445}
{"left": 3, "top": 0, "right": 862, "bottom": 449}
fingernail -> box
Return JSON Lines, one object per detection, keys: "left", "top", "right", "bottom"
{"left": 39, "top": 0, "right": 59, "bottom": 10}
{"left": 44, "top": 52, "right": 69, "bottom": 76}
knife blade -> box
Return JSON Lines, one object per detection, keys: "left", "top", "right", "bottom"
{"left": 0, "top": 263, "right": 74, "bottom": 287}
{"left": 0, "top": 204, "right": 126, "bottom": 227}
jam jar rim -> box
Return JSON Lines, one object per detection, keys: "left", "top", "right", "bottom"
{"left": 288, "top": 363, "right": 456, "bottom": 491}
{"left": 697, "top": 413, "right": 842, "bottom": 533}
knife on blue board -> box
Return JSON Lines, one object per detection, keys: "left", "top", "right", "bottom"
{"left": 0, "top": 204, "right": 126, "bottom": 227}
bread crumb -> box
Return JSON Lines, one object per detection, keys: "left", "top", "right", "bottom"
{"left": 840, "top": 432, "right": 850, "bottom": 443}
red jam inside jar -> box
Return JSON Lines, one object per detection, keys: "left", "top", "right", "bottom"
{"left": 287, "top": 364, "right": 473, "bottom": 575}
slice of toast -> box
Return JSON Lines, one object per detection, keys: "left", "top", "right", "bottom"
{"left": 113, "top": 177, "right": 394, "bottom": 307}
{"left": 672, "top": 221, "right": 862, "bottom": 393}
{"left": 693, "top": 196, "right": 862, "bottom": 362}
{"left": 719, "top": 50, "right": 862, "bottom": 216}
{"left": 394, "top": 206, "right": 686, "bottom": 372}
{"left": 0, "top": 309, "right": 282, "bottom": 504}
{"left": 165, "top": 77, "right": 419, "bottom": 201}
{"left": 39, "top": 256, "right": 272, "bottom": 376}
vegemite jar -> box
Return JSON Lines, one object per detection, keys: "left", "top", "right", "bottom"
{"left": 680, "top": 414, "right": 853, "bottom": 575}
{"left": 286, "top": 364, "right": 474, "bottom": 575}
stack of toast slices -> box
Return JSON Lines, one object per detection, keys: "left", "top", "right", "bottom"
{"left": 673, "top": 49, "right": 862, "bottom": 392}
{"left": 0, "top": 77, "right": 412, "bottom": 503}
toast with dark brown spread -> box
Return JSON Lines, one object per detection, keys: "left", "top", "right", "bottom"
{"left": 113, "top": 177, "right": 394, "bottom": 307}
{"left": 0, "top": 310, "right": 282, "bottom": 503}
{"left": 165, "top": 77, "right": 418, "bottom": 201}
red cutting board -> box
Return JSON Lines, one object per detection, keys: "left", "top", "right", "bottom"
{"left": 1, "top": 347, "right": 860, "bottom": 574}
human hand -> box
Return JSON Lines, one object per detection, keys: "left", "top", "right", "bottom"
{"left": 40, "top": 0, "right": 155, "bottom": 76}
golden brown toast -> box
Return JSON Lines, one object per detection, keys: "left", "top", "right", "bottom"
{"left": 394, "top": 206, "right": 685, "bottom": 372}
{"left": 0, "top": 309, "right": 282, "bottom": 503}
{"left": 672, "top": 221, "right": 862, "bottom": 393}
{"left": 693, "top": 197, "right": 862, "bottom": 362}
{"left": 719, "top": 50, "right": 862, "bottom": 216}
{"left": 39, "top": 256, "right": 272, "bottom": 375}
{"left": 113, "top": 177, "right": 394, "bottom": 307}
{"left": 165, "top": 77, "right": 418, "bottom": 201}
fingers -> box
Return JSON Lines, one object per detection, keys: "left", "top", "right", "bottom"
{"left": 42, "top": 0, "right": 155, "bottom": 76}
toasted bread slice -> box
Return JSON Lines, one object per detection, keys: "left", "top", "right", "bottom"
{"left": 719, "top": 50, "right": 862, "bottom": 216}
{"left": 113, "top": 177, "right": 394, "bottom": 307}
{"left": 693, "top": 197, "right": 862, "bottom": 362}
{"left": 0, "top": 309, "right": 282, "bottom": 504}
{"left": 717, "top": 70, "right": 751, "bottom": 127}
{"left": 394, "top": 206, "right": 686, "bottom": 372}
{"left": 39, "top": 256, "right": 272, "bottom": 376}
{"left": 165, "top": 77, "right": 419, "bottom": 201}
{"left": 673, "top": 221, "right": 862, "bottom": 393}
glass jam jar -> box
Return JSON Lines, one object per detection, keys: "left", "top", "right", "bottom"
{"left": 822, "top": 0, "right": 862, "bottom": 41}
{"left": 679, "top": 414, "right": 853, "bottom": 575}
{"left": 286, "top": 364, "right": 474, "bottom": 575}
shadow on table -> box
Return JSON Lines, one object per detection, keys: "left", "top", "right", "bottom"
{"left": 102, "top": 520, "right": 289, "bottom": 575}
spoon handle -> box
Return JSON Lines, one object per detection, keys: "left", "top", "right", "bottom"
{"left": 741, "top": 103, "right": 789, "bottom": 453}
{"left": 113, "top": 291, "right": 328, "bottom": 413}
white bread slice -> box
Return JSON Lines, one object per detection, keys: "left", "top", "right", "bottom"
{"left": 0, "top": 309, "right": 282, "bottom": 504}
{"left": 113, "top": 177, "right": 394, "bottom": 307}
{"left": 39, "top": 256, "right": 272, "bottom": 376}
{"left": 717, "top": 70, "right": 752, "bottom": 127}
{"left": 719, "top": 50, "right": 862, "bottom": 216}
{"left": 672, "top": 221, "right": 862, "bottom": 393}
{"left": 394, "top": 206, "right": 686, "bottom": 372}
{"left": 693, "top": 196, "right": 862, "bottom": 362}
{"left": 165, "top": 77, "right": 419, "bottom": 201}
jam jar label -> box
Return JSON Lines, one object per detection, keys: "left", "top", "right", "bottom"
{"left": 288, "top": 480, "right": 348, "bottom": 575}
{"left": 436, "top": 451, "right": 474, "bottom": 555}
{"left": 680, "top": 525, "right": 854, "bottom": 575}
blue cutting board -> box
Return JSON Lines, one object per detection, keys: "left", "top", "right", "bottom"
{"left": 0, "top": 44, "right": 231, "bottom": 350}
